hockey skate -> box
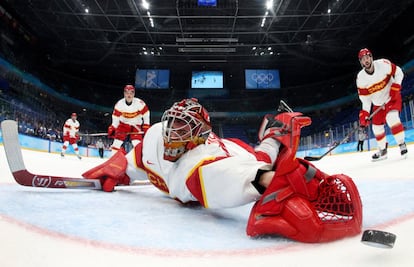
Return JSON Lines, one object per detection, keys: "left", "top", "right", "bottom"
{"left": 399, "top": 142, "right": 408, "bottom": 158}
{"left": 77, "top": 154, "right": 82, "bottom": 160}
{"left": 372, "top": 147, "right": 387, "bottom": 161}
{"left": 60, "top": 152, "right": 64, "bottom": 158}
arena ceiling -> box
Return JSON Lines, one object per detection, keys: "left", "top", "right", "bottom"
{"left": 4, "top": 0, "right": 414, "bottom": 87}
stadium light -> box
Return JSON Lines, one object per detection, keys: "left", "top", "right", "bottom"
{"left": 142, "top": 0, "right": 150, "bottom": 10}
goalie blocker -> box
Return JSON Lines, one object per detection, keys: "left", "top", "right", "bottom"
{"left": 247, "top": 112, "right": 363, "bottom": 242}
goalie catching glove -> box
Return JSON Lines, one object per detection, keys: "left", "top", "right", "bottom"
{"left": 248, "top": 111, "right": 362, "bottom": 242}
{"left": 247, "top": 159, "right": 363, "bottom": 243}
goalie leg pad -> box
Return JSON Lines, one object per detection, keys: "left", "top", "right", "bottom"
{"left": 247, "top": 196, "right": 324, "bottom": 242}
{"left": 248, "top": 161, "right": 323, "bottom": 223}
{"left": 82, "top": 150, "right": 130, "bottom": 192}
{"left": 246, "top": 173, "right": 362, "bottom": 243}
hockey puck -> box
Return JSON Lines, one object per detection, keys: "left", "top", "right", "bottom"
{"left": 361, "top": 230, "right": 396, "bottom": 248}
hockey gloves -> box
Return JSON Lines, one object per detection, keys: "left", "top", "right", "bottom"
{"left": 387, "top": 83, "right": 402, "bottom": 112}
{"left": 107, "top": 125, "right": 116, "bottom": 138}
{"left": 359, "top": 110, "right": 370, "bottom": 127}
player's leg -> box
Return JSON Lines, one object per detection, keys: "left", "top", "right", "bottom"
{"left": 70, "top": 138, "right": 81, "bottom": 159}
{"left": 72, "top": 144, "right": 81, "bottom": 159}
{"left": 61, "top": 140, "right": 69, "bottom": 157}
{"left": 110, "top": 123, "right": 129, "bottom": 155}
{"left": 110, "top": 139, "right": 124, "bottom": 155}
{"left": 371, "top": 107, "right": 388, "bottom": 160}
{"left": 129, "top": 124, "right": 144, "bottom": 147}
{"left": 386, "top": 110, "right": 407, "bottom": 156}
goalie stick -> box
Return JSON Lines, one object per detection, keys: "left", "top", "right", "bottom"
{"left": 1, "top": 120, "right": 150, "bottom": 189}
{"left": 79, "top": 132, "right": 109, "bottom": 137}
{"left": 1, "top": 120, "right": 102, "bottom": 189}
{"left": 303, "top": 103, "right": 386, "bottom": 161}
{"left": 277, "top": 100, "right": 294, "bottom": 113}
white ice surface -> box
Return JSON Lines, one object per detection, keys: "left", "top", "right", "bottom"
{"left": 1, "top": 144, "right": 413, "bottom": 267}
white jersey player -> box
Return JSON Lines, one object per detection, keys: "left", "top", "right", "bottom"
{"left": 84, "top": 98, "right": 363, "bottom": 243}
{"left": 107, "top": 84, "right": 150, "bottom": 155}
{"left": 61, "top": 112, "right": 81, "bottom": 159}
{"left": 356, "top": 48, "right": 407, "bottom": 160}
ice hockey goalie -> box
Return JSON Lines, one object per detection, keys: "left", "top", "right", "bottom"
{"left": 83, "top": 99, "right": 363, "bottom": 243}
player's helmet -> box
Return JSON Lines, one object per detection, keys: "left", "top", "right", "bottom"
{"left": 161, "top": 98, "right": 212, "bottom": 162}
{"left": 124, "top": 84, "right": 135, "bottom": 92}
{"left": 358, "top": 48, "right": 372, "bottom": 60}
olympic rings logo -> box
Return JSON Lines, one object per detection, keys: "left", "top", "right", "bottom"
{"left": 251, "top": 72, "right": 274, "bottom": 84}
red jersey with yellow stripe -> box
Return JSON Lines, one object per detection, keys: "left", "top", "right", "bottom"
{"left": 356, "top": 58, "right": 404, "bottom": 112}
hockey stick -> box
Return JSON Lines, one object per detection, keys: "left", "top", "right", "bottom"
{"left": 79, "top": 132, "right": 109, "bottom": 137}
{"left": 278, "top": 100, "right": 294, "bottom": 113}
{"left": 79, "top": 131, "right": 144, "bottom": 137}
{"left": 1, "top": 120, "right": 102, "bottom": 189}
{"left": 303, "top": 104, "right": 386, "bottom": 161}
{"left": 1, "top": 120, "right": 151, "bottom": 189}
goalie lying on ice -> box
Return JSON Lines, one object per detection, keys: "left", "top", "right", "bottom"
{"left": 83, "top": 98, "right": 362, "bottom": 243}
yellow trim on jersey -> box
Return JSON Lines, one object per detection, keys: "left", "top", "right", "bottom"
{"left": 186, "top": 156, "right": 216, "bottom": 208}
{"left": 198, "top": 167, "right": 208, "bottom": 208}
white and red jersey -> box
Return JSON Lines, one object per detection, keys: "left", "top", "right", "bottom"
{"left": 356, "top": 58, "right": 404, "bottom": 112}
{"left": 126, "top": 122, "right": 273, "bottom": 209}
{"left": 63, "top": 118, "right": 80, "bottom": 138}
{"left": 111, "top": 97, "right": 150, "bottom": 131}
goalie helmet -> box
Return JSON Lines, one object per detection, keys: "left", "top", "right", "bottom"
{"left": 161, "top": 98, "right": 211, "bottom": 162}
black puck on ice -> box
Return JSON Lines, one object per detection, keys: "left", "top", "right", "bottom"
{"left": 361, "top": 229, "right": 396, "bottom": 248}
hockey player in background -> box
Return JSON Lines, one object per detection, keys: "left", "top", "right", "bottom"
{"left": 357, "top": 48, "right": 408, "bottom": 160}
{"left": 83, "top": 98, "right": 362, "bottom": 243}
{"left": 61, "top": 112, "right": 81, "bottom": 159}
{"left": 107, "top": 84, "right": 150, "bottom": 155}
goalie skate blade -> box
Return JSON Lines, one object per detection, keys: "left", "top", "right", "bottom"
{"left": 361, "top": 230, "right": 396, "bottom": 248}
